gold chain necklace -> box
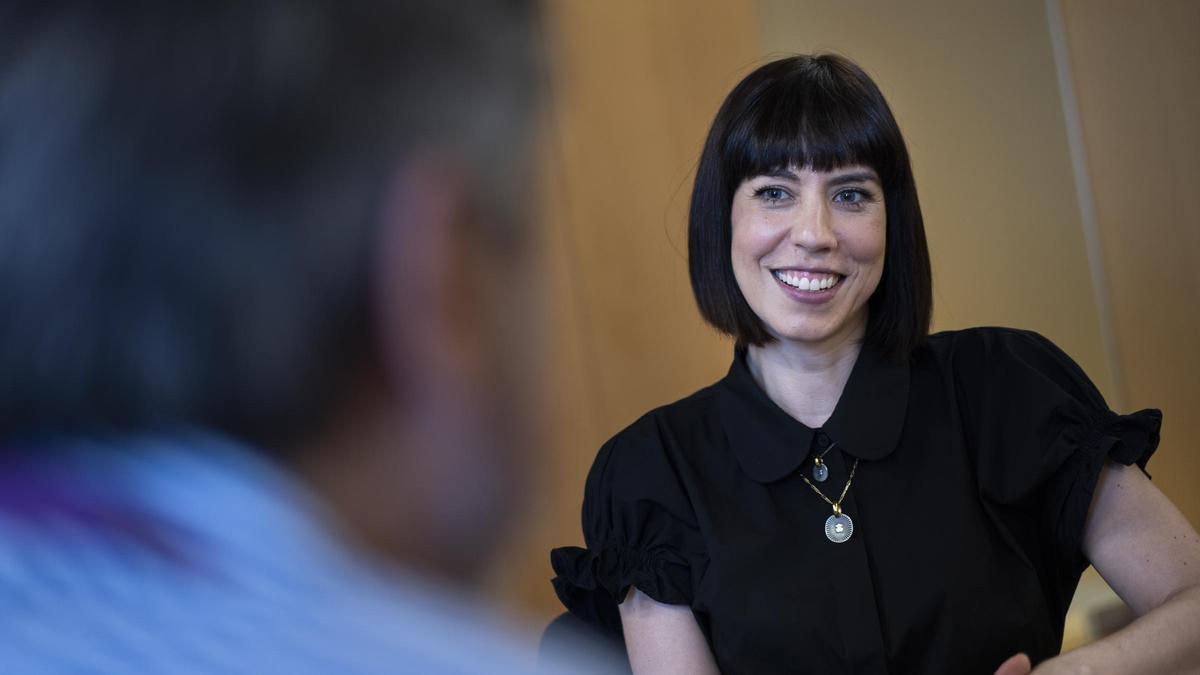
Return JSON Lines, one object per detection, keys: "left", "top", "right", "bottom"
{"left": 800, "top": 457, "right": 859, "bottom": 543}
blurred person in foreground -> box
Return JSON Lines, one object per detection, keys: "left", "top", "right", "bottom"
{"left": 0, "top": 2, "right": 581, "bottom": 672}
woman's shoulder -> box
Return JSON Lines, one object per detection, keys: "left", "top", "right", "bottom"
{"left": 600, "top": 382, "right": 722, "bottom": 459}
{"left": 923, "top": 325, "right": 1064, "bottom": 356}
{"left": 620, "top": 381, "right": 722, "bottom": 438}
{"left": 918, "top": 326, "right": 1116, "bottom": 435}
{"left": 584, "top": 380, "right": 727, "bottom": 494}
{"left": 918, "top": 326, "right": 1091, "bottom": 386}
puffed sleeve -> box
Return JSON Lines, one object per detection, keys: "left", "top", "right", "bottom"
{"left": 954, "top": 328, "right": 1161, "bottom": 587}
{"left": 550, "top": 418, "right": 708, "bottom": 635}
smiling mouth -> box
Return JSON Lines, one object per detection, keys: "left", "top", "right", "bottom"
{"left": 772, "top": 269, "right": 843, "bottom": 292}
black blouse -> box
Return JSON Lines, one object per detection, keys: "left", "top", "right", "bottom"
{"left": 550, "top": 327, "right": 1161, "bottom": 674}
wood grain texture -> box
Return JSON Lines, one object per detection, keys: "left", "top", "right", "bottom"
{"left": 485, "top": 0, "right": 760, "bottom": 623}
{"left": 1060, "top": 0, "right": 1200, "bottom": 525}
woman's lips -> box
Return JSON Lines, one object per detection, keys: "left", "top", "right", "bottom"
{"left": 771, "top": 269, "right": 842, "bottom": 292}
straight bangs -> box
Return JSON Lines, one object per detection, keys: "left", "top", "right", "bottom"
{"left": 722, "top": 68, "right": 901, "bottom": 194}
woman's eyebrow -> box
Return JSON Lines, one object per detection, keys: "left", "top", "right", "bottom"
{"left": 826, "top": 171, "right": 879, "bottom": 187}
{"left": 762, "top": 168, "right": 801, "bottom": 180}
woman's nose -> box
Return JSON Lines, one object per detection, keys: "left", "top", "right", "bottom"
{"left": 789, "top": 200, "right": 837, "bottom": 252}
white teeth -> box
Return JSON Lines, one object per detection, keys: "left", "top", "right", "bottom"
{"left": 774, "top": 270, "right": 840, "bottom": 292}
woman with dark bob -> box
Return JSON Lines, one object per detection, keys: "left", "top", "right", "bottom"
{"left": 550, "top": 54, "right": 1200, "bottom": 673}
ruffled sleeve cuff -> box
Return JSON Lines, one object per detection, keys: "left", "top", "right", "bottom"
{"left": 1055, "top": 407, "right": 1162, "bottom": 577}
{"left": 1089, "top": 408, "right": 1161, "bottom": 470}
{"left": 550, "top": 543, "right": 698, "bottom": 635}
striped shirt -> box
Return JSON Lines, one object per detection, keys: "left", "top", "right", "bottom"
{"left": 0, "top": 434, "right": 581, "bottom": 674}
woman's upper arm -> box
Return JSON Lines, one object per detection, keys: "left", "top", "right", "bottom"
{"left": 618, "top": 587, "right": 720, "bottom": 675}
{"left": 1084, "top": 461, "right": 1200, "bottom": 615}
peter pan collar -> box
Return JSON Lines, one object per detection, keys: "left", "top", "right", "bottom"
{"left": 713, "top": 344, "right": 910, "bottom": 483}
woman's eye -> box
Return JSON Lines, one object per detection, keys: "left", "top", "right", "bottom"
{"left": 833, "top": 188, "right": 872, "bottom": 206}
{"left": 753, "top": 186, "right": 791, "bottom": 203}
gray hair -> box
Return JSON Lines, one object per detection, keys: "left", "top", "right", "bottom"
{"left": 0, "top": 1, "right": 539, "bottom": 444}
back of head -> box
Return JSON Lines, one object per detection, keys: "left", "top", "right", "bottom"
{"left": 0, "top": 0, "right": 538, "bottom": 446}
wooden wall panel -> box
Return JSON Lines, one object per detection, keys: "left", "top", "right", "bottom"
{"left": 1059, "top": 0, "right": 1200, "bottom": 526}
{"left": 487, "top": 0, "right": 761, "bottom": 622}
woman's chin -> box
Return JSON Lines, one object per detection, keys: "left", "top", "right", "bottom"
{"left": 764, "top": 316, "right": 866, "bottom": 350}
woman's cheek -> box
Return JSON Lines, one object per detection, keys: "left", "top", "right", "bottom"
{"left": 736, "top": 215, "right": 786, "bottom": 259}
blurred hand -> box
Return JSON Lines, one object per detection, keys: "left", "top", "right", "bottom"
{"left": 994, "top": 653, "right": 1032, "bottom": 675}
{"left": 994, "top": 652, "right": 1086, "bottom": 675}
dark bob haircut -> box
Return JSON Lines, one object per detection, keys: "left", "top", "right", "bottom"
{"left": 688, "top": 54, "right": 932, "bottom": 361}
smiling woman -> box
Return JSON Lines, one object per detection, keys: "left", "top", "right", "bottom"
{"left": 549, "top": 53, "right": 1200, "bottom": 675}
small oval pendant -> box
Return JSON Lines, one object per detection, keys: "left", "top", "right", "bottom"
{"left": 824, "top": 513, "right": 854, "bottom": 543}
{"left": 812, "top": 462, "right": 829, "bottom": 482}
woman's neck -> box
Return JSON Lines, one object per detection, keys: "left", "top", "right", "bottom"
{"left": 746, "top": 332, "right": 863, "bottom": 429}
